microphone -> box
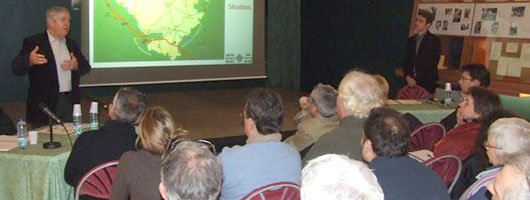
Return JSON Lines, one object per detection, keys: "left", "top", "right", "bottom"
{"left": 38, "top": 103, "right": 62, "bottom": 124}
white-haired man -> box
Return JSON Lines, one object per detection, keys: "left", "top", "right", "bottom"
{"left": 461, "top": 117, "right": 530, "bottom": 199}
{"left": 12, "top": 6, "right": 90, "bottom": 127}
{"left": 302, "top": 70, "right": 386, "bottom": 163}
{"left": 285, "top": 83, "right": 339, "bottom": 151}
{"left": 487, "top": 154, "right": 530, "bottom": 200}
{"left": 301, "top": 154, "right": 384, "bottom": 200}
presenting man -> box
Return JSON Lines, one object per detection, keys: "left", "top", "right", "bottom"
{"left": 403, "top": 9, "right": 441, "bottom": 93}
{"left": 12, "top": 6, "right": 90, "bottom": 127}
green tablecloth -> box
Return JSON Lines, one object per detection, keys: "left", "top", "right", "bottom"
{"left": 389, "top": 101, "right": 456, "bottom": 123}
{"left": 0, "top": 134, "right": 76, "bottom": 200}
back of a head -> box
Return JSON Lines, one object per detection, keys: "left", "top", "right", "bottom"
{"left": 112, "top": 87, "right": 146, "bottom": 124}
{"left": 310, "top": 84, "right": 338, "bottom": 118}
{"left": 338, "top": 70, "right": 386, "bottom": 119}
{"left": 372, "top": 75, "right": 389, "bottom": 98}
{"left": 244, "top": 88, "right": 284, "bottom": 134}
{"left": 301, "top": 154, "right": 384, "bottom": 200}
{"left": 161, "top": 141, "right": 222, "bottom": 200}
{"left": 461, "top": 63, "right": 490, "bottom": 87}
{"left": 501, "top": 155, "right": 530, "bottom": 200}
{"left": 137, "top": 106, "right": 186, "bottom": 154}
{"left": 364, "top": 107, "right": 410, "bottom": 157}
{"left": 468, "top": 87, "right": 501, "bottom": 121}
{"left": 488, "top": 118, "right": 530, "bottom": 163}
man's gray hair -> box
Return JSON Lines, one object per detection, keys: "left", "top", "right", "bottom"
{"left": 338, "top": 70, "right": 386, "bottom": 118}
{"left": 488, "top": 118, "right": 530, "bottom": 163}
{"left": 502, "top": 155, "right": 530, "bottom": 200}
{"left": 310, "top": 83, "right": 337, "bottom": 118}
{"left": 161, "top": 141, "right": 222, "bottom": 200}
{"left": 112, "top": 87, "right": 146, "bottom": 124}
{"left": 46, "top": 6, "right": 69, "bottom": 20}
{"left": 301, "top": 154, "right": 384, "bottom": 200}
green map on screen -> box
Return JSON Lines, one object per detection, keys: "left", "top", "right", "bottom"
{"left": 92, "top": 0, "right": 225, "bottom": 63}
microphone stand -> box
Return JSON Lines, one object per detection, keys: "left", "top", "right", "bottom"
{"left": 43, "top": 118, "right": 61, "bottom": 149}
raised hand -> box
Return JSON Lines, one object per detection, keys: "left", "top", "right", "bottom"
{"left": 61, "top": 52, "right": 79, "bottom": 71}
{"left": 29, "top": 46, "right": 48, "bottom": 65}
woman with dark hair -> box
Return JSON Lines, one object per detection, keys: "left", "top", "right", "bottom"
{"left": 450, "top": 109, "right": 519, "bottom": 198}
{"left": 433, "top": 87, "right": 501, "bottom": 161}
{"left": 110, "top": 107, "right": 186, "bottom": 200}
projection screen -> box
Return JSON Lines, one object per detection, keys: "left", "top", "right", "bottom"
{"left": 80, "top": 0, "right": 265, "bottom": 86}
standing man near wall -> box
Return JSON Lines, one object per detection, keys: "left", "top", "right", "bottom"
{"left": 402, "top": 9, "right": 441, "bottom": 93}
{"left": 12, "top": 6, "right": 90, "bottom": 127}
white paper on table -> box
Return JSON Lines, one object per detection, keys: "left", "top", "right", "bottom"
{"left": 0, "top": 135, "right": 17, "bottom": 142}
{"left": 386, "top": 100, "right": 399, "bottom": 105}
{"left": 506, "top": 42, "right": 519, "bottom": 53}
{"left": 507, "top": 58, "right": 523, "bottom": 77}
{"left": 521, "top": 44, "right": 530, "bottom": 67}
{"left": 395, "top": 99, "right": 422, "bottom": 105}
{"left": 490, "top": 42, "right": 502, "bottom": 61}
{"left": 497, "top": 57, "right": 509, "bottom": 76}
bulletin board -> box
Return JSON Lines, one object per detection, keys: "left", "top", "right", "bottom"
{"left": 414, "top": 0, "right": 530, "bottom": 95}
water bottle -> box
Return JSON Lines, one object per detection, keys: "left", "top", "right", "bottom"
{"left": 444, "top": 82, "right": 452, "bottom": 106}
{"left": 73, "top": 104, "right": 83, "bottom": 136}
{"left": 89, "top": 102, "right": 99, "bottom": 130}
{"left": 17, "top": 118, "right": 28, "bottom": 149}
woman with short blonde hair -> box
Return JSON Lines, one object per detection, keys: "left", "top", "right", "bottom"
{"left": 111, "top": 106, "right": 186, "bottom": 200}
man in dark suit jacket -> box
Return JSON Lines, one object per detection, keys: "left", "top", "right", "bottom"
{"left": 404, "top": 9, "right": 440, "bottom": 93}
{"left": 11, "top": 6, "right": 90, "bottom": 127}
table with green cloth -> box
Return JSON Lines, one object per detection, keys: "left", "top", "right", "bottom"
{"left": 389, "top": 100, "right": 456, "bottom": 123}
{"left": 0, "top": 134, "right": 76, "bottom": 200}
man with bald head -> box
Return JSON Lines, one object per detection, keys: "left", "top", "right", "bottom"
{"left": 12, "top": 6, "right": 90, "bottom": 127}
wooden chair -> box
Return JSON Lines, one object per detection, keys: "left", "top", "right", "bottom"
{"left": 409, "top": 122, "right": 446, "bottom": 152}
{"left": 423, "top": 155, "right": 462, "bottom": 193}
{"left": 75, "top": 160, "right": 119, "bottom": 200}
{"left": 242, "top": 182, "right": 301, "bottom": 200}
{"left": 397, "top": 85, "right": 433, "bottom": 100}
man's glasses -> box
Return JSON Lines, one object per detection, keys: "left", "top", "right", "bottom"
{"left": 483, "top": 141, "right": 501, "bottom": 150}
{"left": 165, "top": 137, "right": 217, "bottom": 154}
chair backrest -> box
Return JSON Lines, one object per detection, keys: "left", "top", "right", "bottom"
{"left": 409, "top": 122, "right": 446, "bottom": 152}
{"left": 75, "top": 160, "right": 119, "bottom": 200}
{"left": 242, "top": 182, "right": 301, "bottom": 200}
{"left": 423, "top": 155, "right": 462, "bottom": 193}
{"left": 397, "top": 85, "right": 433, "bottom": 100}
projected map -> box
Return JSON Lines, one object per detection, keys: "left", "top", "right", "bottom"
{"left": 92, "top": 0, "right": 225, "bottom": 63}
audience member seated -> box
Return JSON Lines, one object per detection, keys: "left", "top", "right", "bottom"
{"left": 110, "top": 107, "right": 185, "bottom": 200}
{"left": 301, "top": 154, "right": 384, "bottom": 200}
{"left": 303, "top": 70, "right": 386, "bottom": 163}
{"left": 218, "top": 88, "right": 301, "bottom": 200}
{"left": 284, "top": 83, "right": 339, "bottom": 151}
{"left": 432, "top": 87, "right": 501, "bottom": 161}
{"left": 460, "top": 118, "right": 530, "bottom": 200}
{"left": 362, "top": 107, "right": 450, "bottom": 200}
{"left": 487, "top": 154, "right": 530, "bottom": 200}
{"left": 440, "top": 64, "right": 490, "bottom": 131}
{"left": 450, "top": 109, "right": 519, "bottom": 199}
{"left": 159, "top": 140, "right": 222, "bottom": 200}
{"left": 402, "top": 64, "right": 490, "bottom": 131}
{"left": 373, "top": 74, "right": 390, "bottom": 98}
{"left": 64, "top": 87, "right": 146, "bottom": 186}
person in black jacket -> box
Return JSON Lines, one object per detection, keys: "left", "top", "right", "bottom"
{"left": 403, "top": 9, "right": 440, "bottom": 93}
{"left": 64, "top": 87, "right": 146, "bottom": 187}
{"left": 11, "top": 6, "right": 90, "bottom": 128}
